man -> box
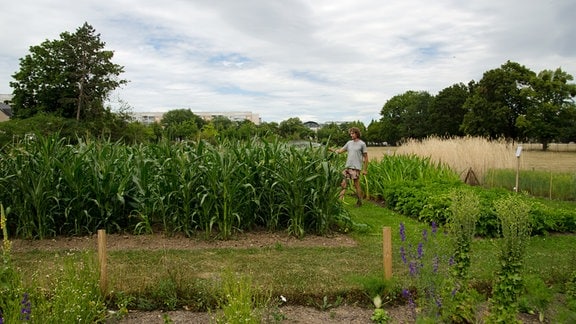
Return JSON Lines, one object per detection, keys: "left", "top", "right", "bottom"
{"left": 330, "top": 127, "right": 368, "bottom": 206}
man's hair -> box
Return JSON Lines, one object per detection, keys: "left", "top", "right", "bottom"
{"left": 349, "top": 127, "right": 361, "bottom": 138}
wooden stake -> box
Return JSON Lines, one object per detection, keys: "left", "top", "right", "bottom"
{"left": 97, "top": 229, "right": 107, "bottom": 295}
{"left": 382, "top": 227, "right": 392, "bottom": 280}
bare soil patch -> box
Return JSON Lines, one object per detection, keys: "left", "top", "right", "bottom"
{"left": 11, "top": 231, "right": 358, "bottom": 253}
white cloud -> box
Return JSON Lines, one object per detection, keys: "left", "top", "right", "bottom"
{"left": 1, "top": 0, "right": 574, "bottom": 124}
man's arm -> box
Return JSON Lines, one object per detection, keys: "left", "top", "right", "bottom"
{"left": 362, "top": 152, "right": 368, "bottom": 174}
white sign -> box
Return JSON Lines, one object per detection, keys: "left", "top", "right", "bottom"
{"left": 515, "top": 146, "right": 523, "bottom": 157}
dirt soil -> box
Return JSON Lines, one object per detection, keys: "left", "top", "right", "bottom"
{"left": 12, "top": 232, "right": 540, "bottom": 323}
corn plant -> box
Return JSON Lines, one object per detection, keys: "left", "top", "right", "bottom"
{"left": 0, "top": 136, "right": 64, "bottom": 238}
{"left": 1, "top": 136, "right": 348, "bottom": 239}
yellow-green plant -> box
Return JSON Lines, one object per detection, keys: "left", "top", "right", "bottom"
{"left": 217, "top": 270, "right": 262, "bottom": 324}
{"left": 31, "top": 251, "right": 106, "bottom": 323}
{"left": 371, "top": 295, "right": 391, "bottom": 323}
{"left": 447, "top": 189, "right": 480, "bottom": 280}
{"left": 1, "top": 203, "right": 25, "bottom": 323}
{"left": 442, "top": 189, "right": 481, "bottom": 323}
{"left": 487, "top": 194, "right": 532, "bottom": 323}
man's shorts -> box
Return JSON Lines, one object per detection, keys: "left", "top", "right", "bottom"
{"left": 342, "top": 168, "right": 360, "bottom": 180}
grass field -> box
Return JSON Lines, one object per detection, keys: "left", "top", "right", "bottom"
{"left": 9, "top": 197, "right": 576, "bottom": 322}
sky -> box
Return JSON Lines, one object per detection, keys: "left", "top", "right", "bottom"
{"left": 1, "top": 0, "right": 574, "bottom": 124}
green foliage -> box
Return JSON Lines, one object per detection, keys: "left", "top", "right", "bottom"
{"left": 160, "top": 109, "right": 204, "bottom": 141}
{"left": 10, "top": 22, "right": 126, "bottom": 121}
{"left": 0, "top": 136, "right": 346, "bottom": 239}
{"left": 278, "top": 117, "right": 314, "bottom": 140}
{"left": 31, "top": 252, "right": 106, "bottom": 323}
{"left": 368, "top": 154, "right": 461, "bottom": 214}
{"left": 518, "top": 275, "right": 553, "bottom": 322}
{"left": 1, "top": 210, "right": 105, "bottom": 323}
{"left": 487, "top": 194, "right": 532, "bottom": 323}
{"left": 566, "top": 271, "right": 576, "bottom": 311}
{"left": 380, "top": 90, "right": 433, "bottom": 142}
{"left": 216, "top": 270, "right": 261, "bottom": 324}
{"left": 398, "top": 221, "right": 453, "bottom": 322}
{"left": 447, "top": 188, "right": 480, "bottom": 280}
{"left": 530, "top": 201, "right": 576, "bottom": 234}
{"left": 1, "top": 204, "right": 25, "bottom": 324}
{"left": 428, "top": 83, "right": 469, "bottom": 137}
{"left": 518, "top": 68, "right": 576, "bottom": 150}
{"left": 371, "top": 295, "right": 391, "bottom": 323}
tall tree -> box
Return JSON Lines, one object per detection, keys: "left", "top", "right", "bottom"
{"left": 461, "top": 61, "right": 534, "bottom": 139}
{"left": 10, "top": 22, "right": 127, "bottom": 120}
{"left": 516, "top": 68, "right": 576, "bottom": 150}
{"left": 365, "top": 120, "right": 389, "bottom": 145}
{"left": 161, "top": 108, "right": 204, "bottom": 141}
{"left": 380, "top": 90, "right": 432, "bottom": 142}
{"left": 428, "top": 83, "right": 470, "bottom": 136}
{"left": 278, "top": 117, "right": 313, "bottom": 140}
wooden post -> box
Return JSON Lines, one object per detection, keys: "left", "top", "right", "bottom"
{"left": 97, "top": 229, "right": 107, "bottom": 295}
{"left": 382, "top": 227, "right": 392, "bottom": 280}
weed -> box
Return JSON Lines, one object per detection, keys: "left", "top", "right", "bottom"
{"left": 518, "top": 275, "right": 553, "bottom": 322}
{"left": 216, "top": 269, "right": 261, "bottom": 324}
{"left": 371, "top": 295, "right": 391, "bottom": 323}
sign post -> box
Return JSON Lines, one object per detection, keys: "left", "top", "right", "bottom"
{"left": 515, "top": 146, "right": 522, "bottom": 193}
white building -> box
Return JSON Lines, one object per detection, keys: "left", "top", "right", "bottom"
{"left": 133, "top": 111, "right": 261, "bottom": 125}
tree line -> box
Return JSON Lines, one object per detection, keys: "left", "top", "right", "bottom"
{"left": 2, "top": 23, "right": 576, "bottom": 149}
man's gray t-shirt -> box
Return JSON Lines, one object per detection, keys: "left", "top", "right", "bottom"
{"left": 342, "top": 140, "right": 367, "bottom": 170}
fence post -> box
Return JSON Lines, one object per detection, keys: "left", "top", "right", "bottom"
{"left": 97, "top": 229, "right": 107, "bottom": 295}
{"left": 382, "top": 227, "right": 392, "bottom": 280}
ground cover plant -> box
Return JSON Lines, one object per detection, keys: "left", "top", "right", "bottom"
{"left": 1, "top": 136, "right": 576, "bottom": 322}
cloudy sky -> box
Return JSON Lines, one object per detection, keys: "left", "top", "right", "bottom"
{"left": 1, "top": 0, "right": 574, "bottom": 124}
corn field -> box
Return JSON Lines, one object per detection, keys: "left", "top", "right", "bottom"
{"left": 0, "top": 136, "right": 346, "bottom": 239}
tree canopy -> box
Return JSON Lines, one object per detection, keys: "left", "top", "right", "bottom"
{"left": 375, "top": 61, "right": 576, "bottom": 149}
{"left": 10, "top": 22, "right": 127, "bottom": 121}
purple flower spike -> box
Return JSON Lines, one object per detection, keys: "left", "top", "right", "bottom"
{"left": 402, "top": 288, "right": 411, "bottom": 299}
{"left": 417, "top": 242, "right": 424, "bottom": 259}
{"left": 400, "top": 246, "right": 407, "bottom": 264}
{"left": 409, "top": 261, "right": 418, "bottom": 276}
{"left": 399, "top": 222, "right": 406, "bottom": 242}
{"left": 433, "top": 255, "right": 439, "bottom": 273}
{"left": 20, "top": 292, "right": 31, "bottom": 321}
{"left": 431, "top": 221, "right": 437, "bottom": 235}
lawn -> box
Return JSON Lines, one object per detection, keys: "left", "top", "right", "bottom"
{"left": 9, "top": 195, "right": 576, "bottom": 322}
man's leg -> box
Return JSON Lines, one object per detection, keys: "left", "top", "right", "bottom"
{"left": 339, "top": 179, "right": 347, "bottom": 200}
{"left": 354, "top": 178, "right": 363, "bottom": 206}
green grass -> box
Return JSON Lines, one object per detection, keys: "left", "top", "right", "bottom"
{"left": 485, "top": 169, "right": 576, "bottom": 200}
{"left": 9, "top": 199, "right": 576, "bottom": 320}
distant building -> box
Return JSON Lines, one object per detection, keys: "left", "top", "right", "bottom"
{"left": 195, "top": 111, "right": 260, "bottom": 125}
{"left": 303, "top": 121, "right": 321, "bottom": 132}
{"left": 132, "top": 111, "right": 261, "bottom": 125}
{"left": 0, "top": 94, "right": 12, "bottom": 104}
{"left": 0, "top": 102, "right": 12, "bottom": 122}
{"left": 132, "top": 112, "right": 163, "bottom": 125}
{"left": 0, "top": 93, "right": 13, "bottom": 122}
